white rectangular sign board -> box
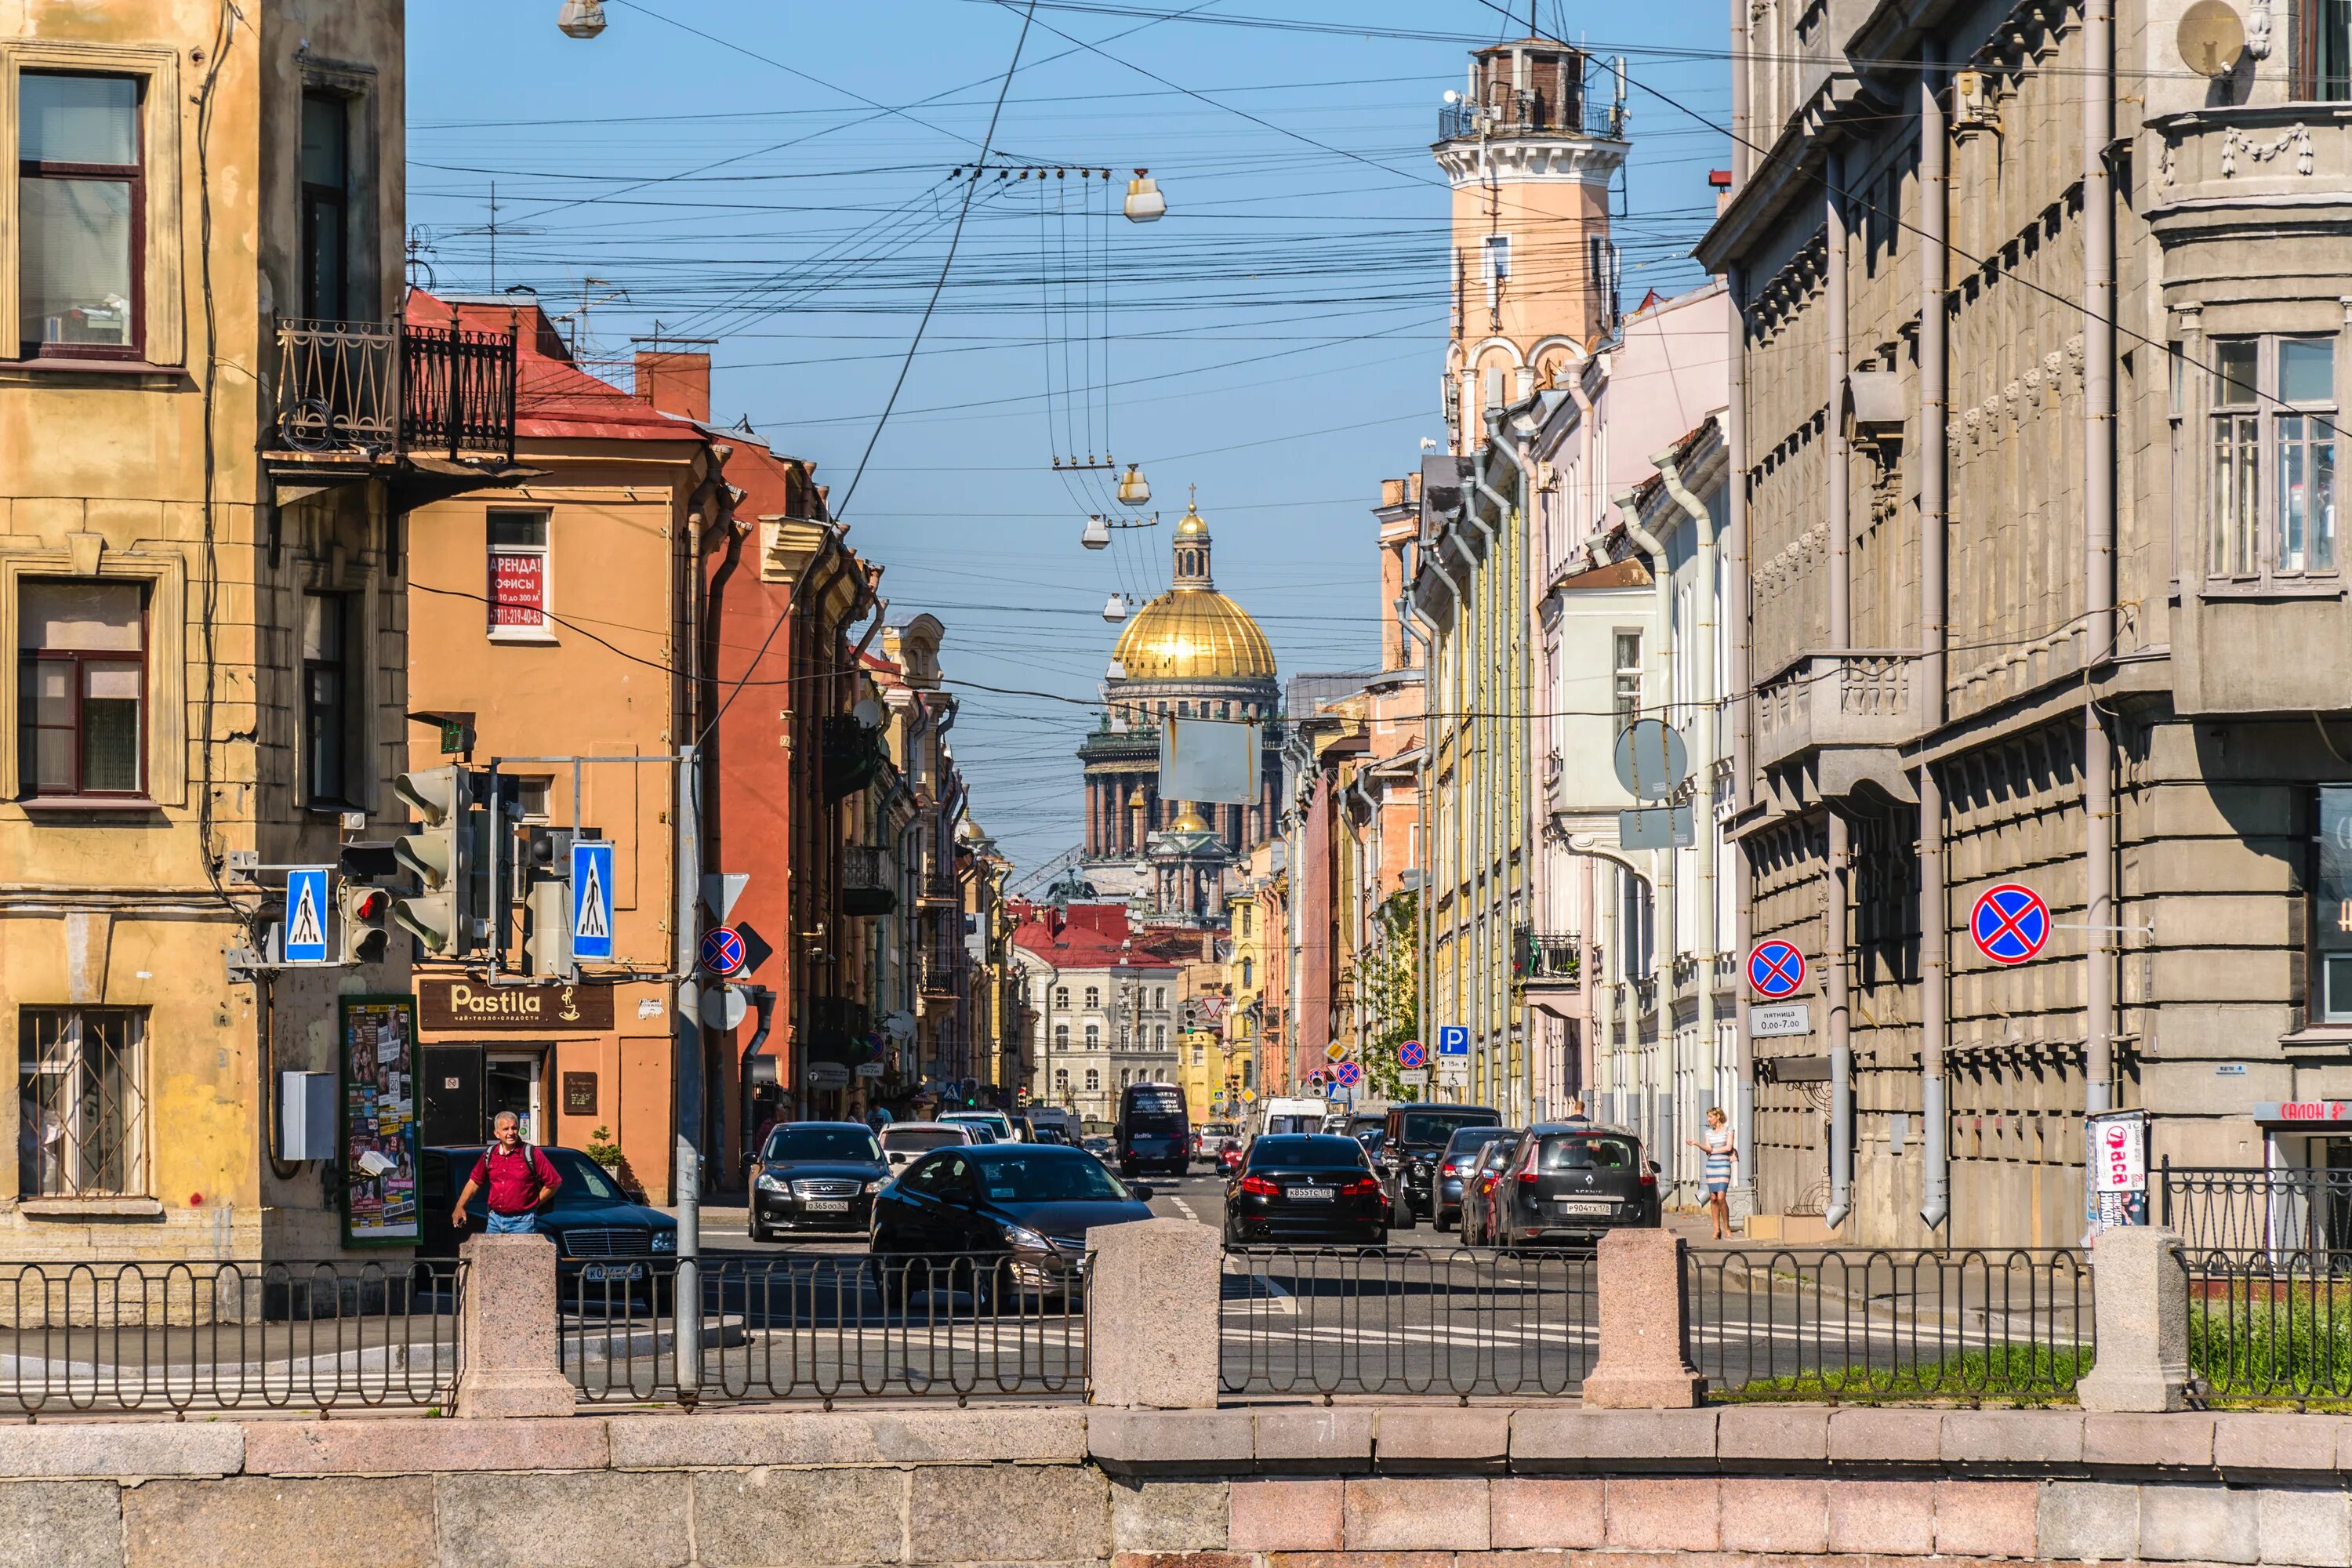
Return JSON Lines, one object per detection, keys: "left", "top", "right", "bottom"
{"left": 1750, "top": 1004, "right": 1813, "bottom": 1039}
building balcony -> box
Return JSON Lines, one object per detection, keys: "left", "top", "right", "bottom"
{"left": 843, "top": 844, "right": 894, "bottom": 918}
{"left": 1513, "top": 928, "right": 1582, "bottom": 993}
{"left": 264, "top": 318, "right": 521, "bottom": 500}
{"left": 920, "top": 953, "right": 963, "bottom": 998}
{"left": 2147, "top": 103, "right": 2352, "bottom": 232}
{"left": 1751, "top": 649, "right": 1918, "bottom": 803}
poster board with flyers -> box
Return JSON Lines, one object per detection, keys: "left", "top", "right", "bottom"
{"left": 340, "top": 994, "right": 420, "bottom": 1247}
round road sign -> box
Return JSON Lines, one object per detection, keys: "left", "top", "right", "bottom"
{"left": 1612, "top": 718, "right": 1690, "bottom": 802}
{"left": 699, "top": 925, "right": 748, "bottom": 978}
{"left": 1748, "top": 939, "right": 1806, "bottom": 1000}
{"left": 1970, "top": 883, "right": 2050, "bottom": 966}
{"left": 1333, "top": 1062, "right": 1363, "bottom": 1088}
{"left": 1397, "top": 1039, "right": 1428, "bottom": 1070}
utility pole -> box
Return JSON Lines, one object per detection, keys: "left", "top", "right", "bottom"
{"left": 672, "top": 744, "right": 704, "bottom": 1399}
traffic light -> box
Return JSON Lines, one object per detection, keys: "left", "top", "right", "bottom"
{"left": 391, "top": 767, "right": 474, "bottom": 957}
{"left": 521, "top": 826, "right": 576, "bottom": 978}
{"left": 336, "top": 842, "right": 399, "bottom": 965}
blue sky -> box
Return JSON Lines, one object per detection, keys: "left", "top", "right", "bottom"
{"left": 404, "top": 0, "right": 1729, "bottom": 873}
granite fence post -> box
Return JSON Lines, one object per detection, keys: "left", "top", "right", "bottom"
{"left": 1581, "top": 1225, "right": 1707, "bottom": 1409}
{"left": 453, "top": 1232, "right": 579, "bottom": 1417}
{"left": 2074, "top": 1224, "right": 2190, "bottom": 1413}
{"left": 1088, "top": 1216, "right": 1221, "bottom": 1407}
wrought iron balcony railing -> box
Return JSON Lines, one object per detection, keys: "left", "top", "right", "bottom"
{"left": 1513, "top": 928, "right": 1583, "bottom": 986}
{"left": 270, "top": 318, "right": 517, "bottom": 464}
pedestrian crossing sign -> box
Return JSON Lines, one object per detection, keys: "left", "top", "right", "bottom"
{"left": 284, "top": 867, "right": 331, "bottom": 964}
{"left": 571, "top": 840, "right": 615, "bottom": 962}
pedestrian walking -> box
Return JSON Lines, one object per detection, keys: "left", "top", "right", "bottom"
{"left": 452, "top": 1111, "right": 564, "bottom": 1234}
{"left": 1686, "top": 1107, "right": 1736, "bottom": 1240}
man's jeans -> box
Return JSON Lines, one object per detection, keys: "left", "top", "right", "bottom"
{"left": 486, "top": 1210, "right": 539, "bottom": 1235}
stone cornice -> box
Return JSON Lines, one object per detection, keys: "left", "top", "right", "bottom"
{"left": 1434, "top": 134, "right": 1628, "bottom": 189}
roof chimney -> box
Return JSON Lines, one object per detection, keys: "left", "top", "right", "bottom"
{"left": 634, "top": 350, "right": 711, "bottom": 423}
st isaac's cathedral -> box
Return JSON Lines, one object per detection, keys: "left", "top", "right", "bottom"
{"left": 1073, "top": 496, "right": 1282, "bottom": 926}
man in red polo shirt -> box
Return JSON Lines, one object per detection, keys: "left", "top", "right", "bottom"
{"left": 452, "top": 1110, "right": 563, "bottom": 1234}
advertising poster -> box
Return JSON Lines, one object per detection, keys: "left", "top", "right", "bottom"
{"left": 340, "top": 994, "right": 419, "bottom": 1247}
{"left": 2084, "top": 1107, "right": 2150, "bottom": 1240}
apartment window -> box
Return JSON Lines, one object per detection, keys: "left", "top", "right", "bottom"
{"left": 18, "top": 73, "right": 143, "bottom": 359}
{"left": 1155, "top": 1025, "right": 1168, "bottom": 1048}
{"left": 513, "top": 775, "right": 552, "bottom": 821}
{"left": 1084, "top": 1024, "right": 1100, "bottom": 1048}
{"left": 1054, "top": 1068, "right": 1069, "bottom": 1093}
{"left": 1085, "top": 1069, "right": 1099, "bottom": 1091}
{"left": 299, "top": 90, "right": 350, "bottom": 319}
{"left": 1052, "top": 985, "right": 1069, "bottom": 1009}
{"left": 19, "top": 579, "right": 144, "bottom": 798}
{"left": 1192, "top": 1044, "right": 1205, "bottom": 1067}
{"left": 1152, "top": 987, "right": 1167, "bottom": 1009}
{"left": 301, "top": 592, "right": 356, "bottom": 807}
{"left": 1083, "top": 985, "right": 1099, "bottom": 1009}
{"left": 2317, "top": 786, "right": 2352, "bottom": 1023}
{"left": 2210, "top": 336, "right": 2339, "bottom": 583}
{"left": 18, "top": 1007, "right": 146, "bottom": 1196}
{"left": 1120, "top": 1069, "right": 1133, "bottom": 1088}
{"left": 1053, "top": 1024, "right": 1069, "bottom": 1048}
{"left": 1240, "top": 957, "right": 1254, "bottom": 988}
{"left": 487, "top": 510, "right": 551, "bottom": 636}
{"left": 1613, "top": 630, "right": 1644, "bottom": 731}
{"left": 2298, "top": 1, "right": 2352, "bottom": 99}
{"left": 1239, "top": 906, "right": 1251, "bottom": 938}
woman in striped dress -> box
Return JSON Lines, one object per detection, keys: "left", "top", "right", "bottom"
{"left": 1686, "top": 1107, "right": 1737, "bottom": 1240}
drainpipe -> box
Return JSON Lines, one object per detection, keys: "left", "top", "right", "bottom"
{"left": 1406, "top": 596, "right": 1443, "bottom": 1062}
{"left": 1490, "top": 417, "right": 1541, "bottom": 1122}
{"left": 1458, "top": 474, "right": 1501, "bottom": 1109}
{"left": 1428, "top": 543, "right": 1470, "bottom": 1084}
{"left": 1617, "top": 486, "right": 1674, "bottom": 1171}
{"left": 1657, "top": 438, "right": 1720, "bottom": 1192}
{"left": 1824, "top": 149, "right": 1853, "bottom": 1235}
{"left": 1726, "top": 263, "right": 1756, "bottom": 1199}
{"left": 2084, "top": 0, "right": 2118, "bottom": 1122}
{"left": 1918, "top": 45, "right": 1953, "bottom": 1233}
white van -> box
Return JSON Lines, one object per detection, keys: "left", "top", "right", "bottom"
{"left": 1257, "top": 1097, "right": 1330, "bottom": 1138}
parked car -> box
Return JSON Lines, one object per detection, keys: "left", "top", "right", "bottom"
{"left": 1223, "top": 1134, "right": 1389, "bottom": 1247}
{"left": 1485, "top": 1123, "right": 1661, "bottom": 1246}
{"left": 938, "top": 1109, "right": 1016, "bottom": 1144}
{"left": 878, "top": 1120, "right": 980, "bottom": 1174}
{"left": 1377, "top": 1104, "right": 1501, "bottom": 1225}
{"left": 749, "top": 1122, "right": 888, "bottom": 1243}
{"left": 1196, "top": 1120, "right": 1243, "bottom": 1161}
{"left": 1457, "top": 1137, "right": 1519, "bottom": 1248}
{"left": 869, "top": 1143, "right": 1154, "bottom": 1304}
{"left": 1433, "top": 1124, "right": 1519, "bottom": 1232}
{"left": 419, "top": 1144, "right": 677, "bottom": 1296}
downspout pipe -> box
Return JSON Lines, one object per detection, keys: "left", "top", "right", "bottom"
{"left": 1824, "top": 148, "right": 1853, "bottom": 1236}
{"left": 2084, "top": 0, "right": 2118, "bottom": 1123}
{"left": 1919, "top": 45, "right": 1953, "bottom": 1232}
{"left": 1464, "top": 463, "right": 1505, "bottom": 1109}
{"left": 1406, "top": 595, "right": 1444, "bottom": 1061}
{"left": 1726, "top": 263, "right": 1756, "bottom": 1197}
{"left": 1489, "top": 419, "right": 1540, "bottom": 1122}
{"left": 1617, "top": 487, "right": 1674, "bottom": 1167}
{"left": 1657, "top": 440, "right": 1720, "bottom": 1192}
{"left": 1427, "top": 543, "right": 1470, "bottom": 1080}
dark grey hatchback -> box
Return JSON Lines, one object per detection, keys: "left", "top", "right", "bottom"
{"left": 1487, "top": 1123, "right": 1661, "bottom": 1245}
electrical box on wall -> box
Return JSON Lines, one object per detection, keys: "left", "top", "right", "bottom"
{"left": 280, "top": 1071, "right": 337, "bottom": 1161}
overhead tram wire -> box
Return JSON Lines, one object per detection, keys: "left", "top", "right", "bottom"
{"left": 699, "top": 0, "right": 1044, "bottom": 746}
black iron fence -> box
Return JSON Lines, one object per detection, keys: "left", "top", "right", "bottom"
{"left": 1685, "top": 1247, "right": 2092, "bottom": 1403}
{"left": 0, "top": 1260, "right": 463, "bottom": 1415}
{"left": 272, "top": 318, "right": 518, "bottom": 463}
{"left": 1219, "top": 1247, "right": 1597, "bottom": 1400}
{"left": 2161, "top": 1164, "right": 2352, "bottom": 1260}
{"left": 2185, "top": 1248, "right": 2352, "bottom": 1404}
{"left": 564, "top": 1254, "right": 1085, "bottom": 1406}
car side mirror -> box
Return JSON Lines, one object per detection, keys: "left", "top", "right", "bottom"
{"left": 1129, "top": 1182, "right": 1154, "bottom": 1202}
{"left": 1646, "top": 1160, "right": 1663, "bottom": 1175}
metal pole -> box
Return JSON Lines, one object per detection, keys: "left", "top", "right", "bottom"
{"left": 673, "top": 743, "right": 703, "bottom": 1398}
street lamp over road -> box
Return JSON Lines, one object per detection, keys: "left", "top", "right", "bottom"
{"left": 557, "top": 0, "right": 608, "bottom": 38}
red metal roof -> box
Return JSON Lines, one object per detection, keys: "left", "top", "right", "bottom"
{"left": 405, "top": 289, "right": 698, "bottom": 444}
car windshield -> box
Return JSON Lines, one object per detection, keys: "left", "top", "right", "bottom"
{"left": 1445, "top": 1127, "right": 1515, "bottom": 1156}
{"left": 543, "top": 1148, "right": 619, "bottom": 1204}
{"left": 882, "top": 1126, "right": 964, "bottom": 1152}
{"left": 1249, "top": 1136, "right": 1367, "bottom": 1169}
{"left": 974, "top": 1152, "right": 1132, "bottom": 1203}
{"left": 1538, "top": 1132, "right": 1642, "bottom": 1171}
{"left": 1203, "top": 1123, "right": 1239, "bottom": 1138}
{"left": 764, "top": 1126, "right": 882, "bottom": 1163}
{"left": 1264, "top": 1114, "right": 1321, "bottom": 1136}
{"left": 1398, "top": 1111, "right": 1497, "bottom": 1146}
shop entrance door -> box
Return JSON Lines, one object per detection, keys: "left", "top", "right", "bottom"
{"left": 419, "top": 1047, "right": 482, "bottom": 1149}
{"left": 485, "top": 1053, "right": 546, "bottom": 1143}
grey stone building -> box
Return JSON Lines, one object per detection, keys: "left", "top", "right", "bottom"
{"left": 1700, "top": 0, "right": 2352, "bottom": 1246}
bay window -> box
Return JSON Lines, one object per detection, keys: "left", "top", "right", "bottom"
{"left": 2209, "top": 335, "right": 2339, "bottom": 585}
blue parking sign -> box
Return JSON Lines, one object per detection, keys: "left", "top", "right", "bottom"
{"left": 284, "top": 867, "right": 331, "bottom": 965}
{"left": 1436, "top": 1025, "right": 1469, "bottom": 1057}
{"left": 571, "top": 840, "right": 615, "bottom": 961}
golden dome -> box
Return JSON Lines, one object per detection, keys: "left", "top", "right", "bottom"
{"left": 1112, "top": 589, "right": 1276, "bottom": 681}
{"left": 1170, "top": 800, "right": 1210, "bottom": 833}
{"left": 1110, "top": 488, "right": 1276, "bottom": 682}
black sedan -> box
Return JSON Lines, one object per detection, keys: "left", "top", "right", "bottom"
{"left": 869, "top": 1143, "right": 1153, "bottom": 1303}
{"left": 418, "top": 1144, "right": 677, "bottom": 1295}
{"left": 750, "top": 1122, "right": 888, "bottom": 1242}
{"left": 1486, "top": 1123, "right": 1661, "bottom": 1246}
{"left": 1223, "top": 1134, "right": 1389, "bottom": 1247}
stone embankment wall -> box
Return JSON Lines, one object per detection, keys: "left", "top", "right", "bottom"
{"left": 5, "top": 1404, "right": 2352, "bottom": 1568}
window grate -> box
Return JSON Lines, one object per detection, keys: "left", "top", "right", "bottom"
{"left": 18, "top": 1007, "right": 146, "bottom": 1197}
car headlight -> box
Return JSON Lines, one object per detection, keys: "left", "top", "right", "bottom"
{"left": 1002, "top": 1223, "right": 1054, "bottom": 1251}
{"left": 755, "top": 1171, "right": 786, "bottom": 1192}
{"left": 651, "top": 1231, "right": 676, "bottom": 1253}
{"left": 864, "top": 1179, "right": 884, "bottom": 1194}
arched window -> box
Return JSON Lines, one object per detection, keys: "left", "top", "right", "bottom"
{"left": 1083, "top": 985, "right": 1099, "bottom": 1009}
{"left": 1084, "top": 1024, "right": 1100, "bottom": 1047}
{"left": 1054, "top": 1024, "right": 1069, "bottom": 1047}
{"left": 1085, "top": 1069, "right": 1100, "bottom": 1091}
{"left": 1120, "top": 1069, "right": 1133, "bottom": 1087}
{"left": 1241, "top": 958, "right": 1254, "bottom": 987}
{"left": 1054, "top": 1068, "right": 1069, "bottom": 1091}
{"left": 1156, "top": 1025, "right": 1167, "bottom": 1048}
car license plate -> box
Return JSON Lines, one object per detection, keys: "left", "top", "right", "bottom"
{"left": 805, "top": 1199, "right": 851, "bottom": 1212}
{"left": 1285, "top": 1186, "right": 1334, "bottom": 1201}
{"left": 583, "top": 1262, "right": 644, "bottom": 1283}
{"left": 1559, "top": 1199, "right": 1615, "bottom": 1216}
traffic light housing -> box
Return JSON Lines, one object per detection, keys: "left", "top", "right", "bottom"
{"left": 336, "top": 841, "right": 399, "bottom": 966}
{"left": 521, "top": 826, "right": 578, "bottom": 978}
{"left": 392, "top": 767, "right": 474, "bottom": 957}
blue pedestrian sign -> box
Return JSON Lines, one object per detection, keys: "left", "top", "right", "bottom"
{"left": 1397, "top": 1038, "right": 1427, "bottom": 1070}
{"left": 1748, "top": 938, "right": 1806, "bottom": 1000}
{"left": 1970, "top": 882, "right": 2049, "bottom": 967}
{"left": 1436, "top": 1025, "right": 1469, "bottom": 1057}
{"left": 571, "top": 840, "right": 615, "bottom": 962}
{"left": 284, "top": 867, "right": 331, "bottom": 965}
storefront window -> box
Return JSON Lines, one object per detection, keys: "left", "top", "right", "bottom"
{"left": 2316, "top": 786, "right": 2352, "bottom": 1022}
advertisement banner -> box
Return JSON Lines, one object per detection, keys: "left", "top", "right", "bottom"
{"left": 2084, "top": 1107, "right": 2150, "bottom": 1239}
{"left": 340, "top": 995, "right": 419, "bottom": 1247}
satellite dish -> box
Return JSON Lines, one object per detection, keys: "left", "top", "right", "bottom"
{"left": 884, "top": 1011, "right": 916, "bottom": 1041}
{"left": 852, "top": 697, "right": 884, "bottom": 731}
{"left": 2177, "top": 0, "right": 2245, "bottom": 74}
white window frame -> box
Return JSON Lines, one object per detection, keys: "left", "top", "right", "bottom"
{"left": 486, "top": 507, "right": 557, "bottom": 644}
{"left": 2204, "top": 332, "right": 2343, "bottom": 593}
